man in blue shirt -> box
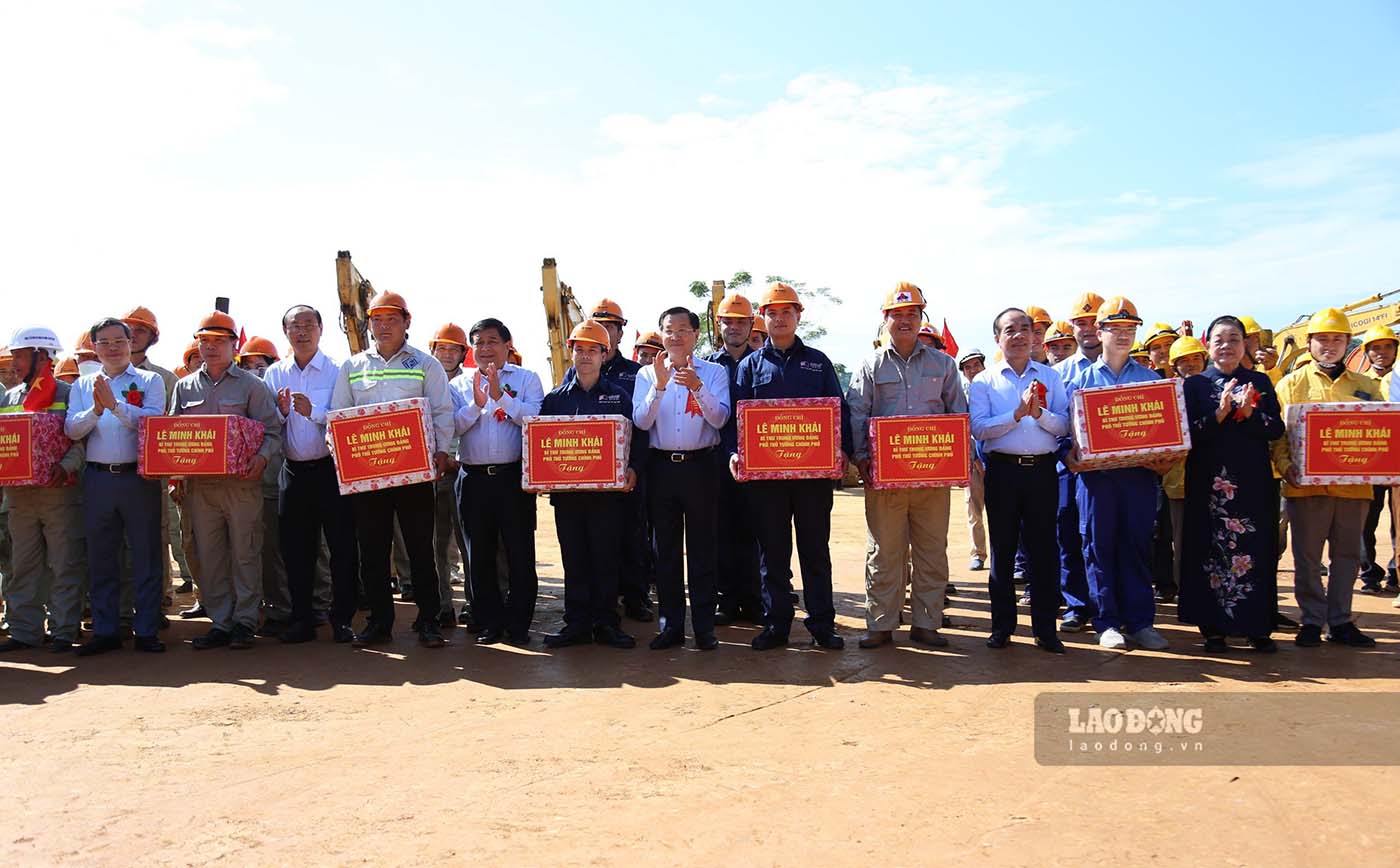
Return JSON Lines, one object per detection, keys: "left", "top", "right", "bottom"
{"left": 1063, "top": 296, "right": 1175, "bottom": 651}
{"left": 731, "top": 283, "right": 853, "bottom": 651}
{"left": 539, "top": 320, "right": 642, "bottom": 650}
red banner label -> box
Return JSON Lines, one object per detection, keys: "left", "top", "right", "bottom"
{"left": 1078, "top": 380, "right": 1185, "bottom": 455}
{"left": 870, "top": 415, "right": 970, "bottom": 488}
{"left": 329, "top": 408, "right": 432, "bottom": 484}
{"left": 0, "top": 415, "right": 34, "bottom": 484}
{"left": 526, "top": 418, "right": 623, "bottom": 487}
{"left": 738, "top": 399, "right": 840, "bottom": 478}
{"left": 142, "top": 416, "right": 230, "bottom": 475}
{"left": 1302, "top": 409, "right": 1400, "bottom": 477}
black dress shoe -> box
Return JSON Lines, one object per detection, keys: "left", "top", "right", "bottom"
{"left": 505, "top": 629, "right": 531, "bottom": 647}
{"left": 545, "top": 628, "right": 593, "bottom": 649}
{"left": 134, "top": 636, "right": 166, "bottom": 653}
{"left": 192, "top": 628, "right": 232, "bottom": 650}
{"left": 736, "top": 603, "right": 766, "bottom": 625}
{"left": 649, "top": 629, "right": 685, "bottom": 650}
{"left": 229, "top": 624, "right": 255, "bottom": 650}
{"left": 1247, "top": 636, "right": 1277, "bottom": 653}
{"left": 624, "top": 601, "right": 656, "bottom": 623}
{"left": 475, "top": 627, "right": 505, "bottom": 645}
{"left": 398, "top": 585, "right": 415, "bottom": 603}
{"left": 278, "top": 621, "right": 318, "bottom": 644}
{"left": 76, "top": 635, "right": 122, "bottom": 656}
{"left": 810, "top": 630, "right": 844, "bottom": 650}
{"left": 175, "top": 579, "right": 194, "bottom": 594}
{"left": 438, "top": 612, "right": 457, "bottom": 630}
{"left": 256, "top": 618, "right": 290, "bottom": 638}
{"left": 49, "top": 639, "right": 74, "bottom": 653}
{"left": 419, "top": 624, "right": 446, "bottom": 648}
{"left": 332, "top": 624, "right": 356, "bottom": 644}
{"left": 593, "top": 625, "right": 636, "bottom": 649}
{"left": 1035, "top": 635, "right": 1066, "bottom": 654}
{"left": 179, "top": 603, "right": 207, "bottom": 619}
{"left": 986, "top": 630, "right": 1012, "bottom": 649}
{"left": 1326, "top": 622, "right": 1376, "bottom": 648}
{"left": 352, "top": 625, "right": 394, "bottom": 647}
{"left": 158, "top": 615, "right": 171, "bottom": 630}
{"left": 1274, "top": 613, "right": 1299, "bottom": 630}
{"left": 750, "top": 627, "right": 788, "bottom": 651}
{"left": 1203, "top": 635, "right": 1229, "bottom": 653}
{"left": 695, "top": 632, "right": 719, "bottom": 651}
{"left": 1295, "top": 624, "right": 1322, "bottom": 647}
{"left": 713, "top": 608, "right": 738, "bottom": 626}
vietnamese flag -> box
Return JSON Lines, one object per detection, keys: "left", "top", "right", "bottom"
{"left": 941, "top": 319, "right": 959, "bottom": 359}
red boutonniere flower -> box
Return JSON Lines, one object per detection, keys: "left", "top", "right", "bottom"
{"left": 124, "top": 384, "right": 145, "bottom": 408}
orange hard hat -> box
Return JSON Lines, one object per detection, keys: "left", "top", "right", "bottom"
{"left": 716, "top": 293, "right": 754, "bottom": 319}
{"left": 1096, "top": 295, "right": 1143, "bottom": 326}
{"left": 74, "top": 332, "right": 98, "bottom": 361}
{"left": 1025, "top": 305, "right": 1053, "bottom": 326}
{"left": 589, "top": 298, "right": 627, "bottom": 324}
{"left": 636, "top": 330, "right": 664, "bottom": 351}
{"left": 182, "top": 340, "right": 201, "bottom": 367}
{"left": 881, "top": 282, "right": 926, "bottom": 313}
{"left": 194, "top": 311, "right": 239, "bottom": 339}
{"left": 1067, "top": 292, "right": 1107, "bottom": 322}
{"left": 568, "top": 320, "right": 611, "bottom": 349}
{"left": 759, "top": 282, "right": 804, "bottom": 312}
{"left": 430, "top": 322, "right": 469, "bottom": 349}
{"left": 1045, "top": 320, "right": 1076, "bottom": 345}
{"left": 0, "top": 346, "right": 11, "bottom": 363}
{"left": 367, "top": 290, "right": 410, "bottom": 317}
{"left": 750, "top": 317, "right": 768, "bottom": 335}
{"left": 918, "top": 322, "right": 938, "bottom": 337}
{"left": 55, "top": 356, "right": 80, "bottom": 382}
{"left": 507, "top": 348, "right": 521, "bottom": 365}
{"left": 238, "top": 335, "right": 280, "bottom": 362}
{"left": 122, "top": 306, "right": 160, "bottom": 338}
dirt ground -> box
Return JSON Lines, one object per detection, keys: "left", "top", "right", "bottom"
{"left": 2, "top": 489, "right": 1397, "bottom": 866}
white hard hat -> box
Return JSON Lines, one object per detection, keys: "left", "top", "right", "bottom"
{"left": 7, "top": 326, "right": 64, "bottom": 353}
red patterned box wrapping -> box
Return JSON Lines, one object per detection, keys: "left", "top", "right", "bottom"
{"left": 521, "top": 414, "right": 631, "bottom": 491}
{"left": 139, "top": 415, "right": 266, "bottom": 478}
{"left": 326, "top": 397, "right": 437, "bottom": 495}
{"left": 0, "top": 412, "right": 73, "bottom": 487}
{"left": 1285, "top": 402, "right": 1400, "bottom": 486}
{"left": 736, "top": 396, "right": 843, "bottom": 481}
{"left": 868, "top": 414, "right": 971, "bottom": 490}
{"left": 1071, "top": 378, "right": 1191, "bottom": 471}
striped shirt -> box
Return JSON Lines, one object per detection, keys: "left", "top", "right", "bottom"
{"left": 331, "top": 341, "right": 455, "bottom": 452}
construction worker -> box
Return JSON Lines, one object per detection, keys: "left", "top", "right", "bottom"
{"left": 957, "top": 349, "right": 988, "bottom": 571}
{"left": 1043, "top": 320, "right": 1077, "bottom": 365}
{"left": 429, "top": 323, "right": 472, "bottom": 627}
{"left": 234, "top": 335, "right": 293, "bottom": 637}
{"left": 173, "top": 313, "right": 284, "bottom": 650}
{"left": 1025, "top": 305, "right": 1053, "bottom": 363}
{"left": 0, "top": 347, "right": 18, "bottom": 389}
{"left": 55, "top": 357, "right": 79, "bottom": 384}
{"left": 450, "top": 317, "right": 544, "bottom": 646}
{"left": 633, "top": 306, "right": 729, "bottom": 651}
{"left": 849, "top": 283, "right": 967, "bottom": 649}
{"left": 1051, "top": 291, "right": 1104, "bottom": 633}
{"left": 1143, "top": 323, "right": 1181, "bottom": 600}
{"left": 174, "top": 341, "right": 201, "bottom": 380}
{"left": 64, "top": 318, "right": 167, "bottom": 654}
{"left": 748, "top": 317, "right": 768, "bottom": 352}
{"left": 331, "top": 291, "right": 453, "bottom": 648}
{"left": 1129, "top": 340, "right": 1151, "bottom": 367}
{"left": 1160, "top": 336, "right": 1208, "bottom": 604}
{"left": 540, "top": 320, "right": 641, "bottom": 649}
{"left": 731, "top": 283, "right": 852, "bottom": 651}
{"left": 172, "top": 341, "right": 203, "bottom": 603}
{"left": 1271, "top": 308, "right": 1380, "bottom": 648}
{"left": 265, "top": 305, "right": 359, "bottom": 644}
{"left": 0, "top": 326, "right": 86, "bottom": 654}
{"left": 72, "top": 333, "right": 99, "bottom": 376}
{"left": 634, "top": 330, "right": 664, "bottom": 366}
{"left": 1063, "top": 296, "right": 1176, "bottom": 650}
{"left": 705, "top": 293, "right": 764, "bottom": 624}
{"left": 1358, "top": 325, "right": 1398, "bottom": 593}
{"left": 1144, "top": 322, "right": 1179, "bottom": 376}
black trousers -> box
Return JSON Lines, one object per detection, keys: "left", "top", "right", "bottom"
{"left": 748, "top": 478, "right": 837, "bottom": 636}
{"left": 647, "top": 451, "right": 719, "bottom": 636}
{"left": 350, "top": 480, "right": 440, "bottom": 630}
{"left": 552, "top": 492, "right": 623, "bottom": 630}
{"left": 714, "top": 453, "right": 762, "bottom": 614}
{"left": 984, "top": 453, "right": 1060, "bottom": 638}
{"left": 459, "top": 462, "right": 538, "bottom": 634}
{"left": 617, "top": 483, "right": 652, "bottom": 606}
{"left": 279, "top": 457, "right": 359, "bottom": 629}
{"left": 1151, "top": 486, "right": 1176, "bottom": 594}
{"left": 1361, "top": 485, "right": 1396, "bottom": 581}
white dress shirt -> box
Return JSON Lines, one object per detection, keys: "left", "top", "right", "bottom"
{"left": 968, "top": 358, "right": 1069, "bottom": 454}
{"left": 64, "top": 364, "right": 167, "bottom": 464}
{"left": 633, "top": 355, "right": 730, "bottom": 450}
{"left": 264, "top": 349, "right": 340, "bottom": 461}
{"left": 450, "top": 363, "right": 545, "bottom": 465}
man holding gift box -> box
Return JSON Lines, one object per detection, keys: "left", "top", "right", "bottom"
{"left": 1062, "top": 297, "right": 1176, "bottom": 651}
{"left": 1270, "top": 308, "right": 1381, "bottom": 648}
{"left": 0, "top": 326, "right": 86, "bottom": 654}
{"left": 731, "top": 283, "right": 852, "bottom": 651}
{"left": 848, "top": 283, "right": 967, "bottom": 650}
{"left": 172, "top": 312, "right": 284, "bottom": 651}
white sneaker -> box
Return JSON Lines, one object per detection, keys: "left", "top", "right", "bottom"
{"left": 1129, "top": 627, "right": 1169, "bottom": 650}
{"left": 1097, "top": 627, "right": 1127, "bottom": 649}
{"left": 1391, "top": 595, "right": 1400, "bottom": 608}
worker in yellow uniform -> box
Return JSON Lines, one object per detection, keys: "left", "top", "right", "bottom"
{"left": 1144, "top": 323, "right": 1179, "bottom": 377}
{"left": 1025, "top": 305, "right": 1053, "bottom": 363}
{"left": 1271, "top": 308, "right": 1379, "bottom": 648}
{"left": 1156, "top": 336, "right": 1208, "bottom": 603}
{"left": 1357, "top": 324, "right": 1398, "bottom": 593}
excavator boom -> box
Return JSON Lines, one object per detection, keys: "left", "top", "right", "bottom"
{"left": 335, "top": 250, "right": 373, "bottom": 356}
{"left": 541, "top": 258, "right": 584, "bottom": 387}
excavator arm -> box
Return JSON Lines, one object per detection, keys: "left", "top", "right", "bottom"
{"left": 335, "top": 250, "right": 373, "bottom": 356}
{"left": 541, "top": 258, "right": 584, "bottom": 387}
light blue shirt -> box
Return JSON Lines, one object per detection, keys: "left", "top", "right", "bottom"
{"left": 451, "top": 363, "right": 544, "bottom": 465}
{"left": 64, "top": 364, "right": 167, "bottom": 464}
{"left": 633, "top": 355, "right": 730, "bottom": 450}
{"left": 264, "top": 350, "right": 340, "bottom": 461}
{"left": 969, "top": 358, "right": 1069, "bottom": 454}
{"left": 1053, "top": 349, "right": 1099, "bottom": 384}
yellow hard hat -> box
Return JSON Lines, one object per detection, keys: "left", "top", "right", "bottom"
{"left": 1067, "top": 292, "right": 1106, "bottom": 322}
{"left": 716, "top": 293, "right": 754, "bottom": 319}
{"left": 1145, "top": 322, "right": 1178, "bottom": 348}
{"left": 1305, "top": 307, "right": 1350, "bottom": 337}
{"left": 1024, "top": 305, "right": 1053, "bottom": 327}
{"left": 881, "top": 282, "right": 926, "bottom": 313}
{"left": 1097, "top": 296, "right": 1143, "bottom": 326}
{"left": 1238, "top": 315, "right": 1262, "bottom": 337}
{"left": 1129, "top": 341, "right": 1149, "bottom": 359}
{"left": 759, "top": 282, "right": 804, "bottom": 312}
{"left": 1044, "top": 320, "right": 1076, "bottom": 345}
{"left": 1360, "top": 324, "right": 1398, "bottom": 351}
{"left": 1168, "top": 335, "right": 1207, "bottom": 365}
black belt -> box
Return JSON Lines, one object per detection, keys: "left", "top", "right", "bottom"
{"left": 465, "top": 460, "right": 520, "bottom": 476}
{"left": 649, "top": 447, "right": 713, "bottom": 463}
{"left": 286, "top": 455, "right": 335, "bottom": 467}
{"left": 986, "top": 452, "right": 1056, "bottom": 467}
{"left": 87, "top": 461, "right": 139, "bottom": 474}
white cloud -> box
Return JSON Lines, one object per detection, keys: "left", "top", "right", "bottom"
{"left": 1229, "top": 129, "right": 1400, "bottom": 190}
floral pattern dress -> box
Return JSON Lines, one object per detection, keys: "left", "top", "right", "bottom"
{"left": 1179, "top": 365, "right": 1285, "bottom": 637}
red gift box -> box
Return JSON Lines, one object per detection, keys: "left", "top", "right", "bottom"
{"left": 735, "top": 396, "right": 843, "bottom": 481}
{"left": 1285, "top": 402, "right": 1400, "bottom": 486}
{"left": 1071, "top": 378, "right": 1190, "bottom": 471}
{"left": 867, "top": 414, "right": 971, "bottom": 490}
{"left": 326, "top": 398, "right": 437, "bottom": 495}
{"left": 139, "top": 415, "right": 266, "bottom": 478}
{"left": 0, "top": 412, "right": 73, "bottom": 486}
{"left": 521, "top": 414, "right": 631, "bottom": 491}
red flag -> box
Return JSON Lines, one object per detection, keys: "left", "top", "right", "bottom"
{"left": 941, "top": 319, "right": 959, "bottom": 359}
{"left": 22, "top": 358, "right": 58, "bottom": 412}
{"left": 238, "top": 327, "right": 247, "bottom": 350}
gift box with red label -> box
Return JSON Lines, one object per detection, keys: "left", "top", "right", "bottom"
{"left": 326, "top": 397, "right": 437, "bottom": 495}
{"left": 1285, "top": 402, "right": 1400, "bottom": 486}
{"left": 521, "top": 414, "right": 631, "bottom": 491}
{"left": 139, "top": 415, "right": 266, "bottom": 478}
{"left": 735, "top": 396, "right": 843, "bottom": 481}
{"left": 867, "top": 414, "right": 971, "bottom": 489}
{"left": 0, "top": 412, "right": 73, "bottom": 487}
{"left": 1071, "top": 378, "right": 1190, "bottom": 471}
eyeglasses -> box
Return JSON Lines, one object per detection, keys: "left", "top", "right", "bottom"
{"left": 94, "top": 339, "right": 130, "bottom": 348}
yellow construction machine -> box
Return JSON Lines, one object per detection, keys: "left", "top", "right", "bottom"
{"left": 541, "top": 258, "right": 585, "bottom": 387}
{"left": 334, "top": 250, "right": 375, "bottom": 355}
{"left": 1270, "top": 289, "right": 1399, "bottom": 375}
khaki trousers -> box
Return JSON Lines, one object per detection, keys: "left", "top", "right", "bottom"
{"left": 864, "top": 486, "right": 950, "bottom": 631}
{"left": 187, "top": 479, "right": 264, "bottom": 632}
{"left": 5, "top": 486, "right": 85, "bottom": 644}
{"left": 1286, "top": 495, "right": 1366, "bottom": 629}
{"left": 964, "top": 462, "right": 987, "bottom": 560}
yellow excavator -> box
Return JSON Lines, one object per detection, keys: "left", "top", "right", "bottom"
{"left": 334, "top": 250, "right": 375, "bottom": 355}
{"left": 1270, "top": 289, "right": 1400, "bottom": 375}
{"left": 540, "top": 258, "right": 585, "bottom": 387}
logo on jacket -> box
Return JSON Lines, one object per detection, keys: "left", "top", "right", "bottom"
{"left": 402, "top": 356, "right": 419, "bottom": 369}
{"left": 800, "top": 361, "right": 823, "bottom": 372}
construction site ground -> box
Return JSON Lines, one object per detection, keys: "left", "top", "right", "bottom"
{"left": 2, "top": 489, "right": 1396, "bottom": 866}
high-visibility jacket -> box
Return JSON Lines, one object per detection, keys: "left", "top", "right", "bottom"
{"left": 1271, "top": 363, "right": 1380, "bottom": 500}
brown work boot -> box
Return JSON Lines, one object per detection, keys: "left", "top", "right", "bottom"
{"left": 858, "top": 630, "right": 893, "bottom": 649}
{"left": 908, "top": 626, "right": 949, "bottom": 647}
